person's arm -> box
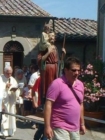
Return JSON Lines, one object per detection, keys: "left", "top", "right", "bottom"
{"left": 42, "top": 47, "right": 53, "bottom": 61}
{"left": 28, "top": 74, "right": 34, "bottom": 89}
{"left": 44, "top": 99, "right": 54, "bottom": 139}
{"left": 22, "top": 90, "right": 26, "bottom": 98}
{"left": 59, "top": 48, "right": 66, "bottom": 60}
{"left": 9, "top": 78, "right": 18, "bottom": 92}
{"left": 44, "top": 80, "right": 59, "bottom": 139}
{"left": 80, "top": 103, "right": 86, "bottom": 135}
{"left": 42, "top": 51, "right": 50, "bottom": 61}
{"left": 28, "top": 85, "right": 33, "bottom": 89}
{"left": 24, "top": 76, "right": 27, "bottom": 87}
{"left": 32, "top": 90, "right": 38, "bottom": 108}
{"left": 32, "top": 84, "right": 38, "bottom": 108}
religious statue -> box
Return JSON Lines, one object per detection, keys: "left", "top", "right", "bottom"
{"left": 34, "top": 24, "right": 66, "bottom": 140}
{"left": 38, "top": 24, "right": 66, "bottom": 103}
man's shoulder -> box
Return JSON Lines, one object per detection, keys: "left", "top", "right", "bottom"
{"left": 76, "top": 79, "right": 84, "bottom": 86}
{"left": 47, "top": 78, "right": 62, "bottom": 97}
{"left": 0, "top": 74, "right": 4, "bottom": 78}
{"left": 52, "top": 77, "right": 63, "bottom": 85}
{"left": 30, "top": 73, "right": 36, "bottom": 79}
{"left": 31, "top": 71, "right": 39, "bottom": 77}
{"left": 0, "top": 74, "right": 6, "bottom": 79}
{"left": 10, "top": 76, "right": 17, "bottom": 81}
{"left": 0, "top": 74, "right": 4, "bottom": 81}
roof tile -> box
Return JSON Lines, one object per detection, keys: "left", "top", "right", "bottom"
{"left": 0, "top": 0, "right": 97, "bottom": 40}
{"left": 51, "top": 18, "right": 97, "bottom": 40}
{"left": 0, "top": 0, "right": 50, "bottom": 17}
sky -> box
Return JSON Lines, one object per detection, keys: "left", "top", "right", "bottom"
{"left": 32, "top": 0, "right": 98, "bottom": 20}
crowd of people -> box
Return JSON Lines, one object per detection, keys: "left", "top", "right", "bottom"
{"left": 14, "top": 64, "right": 41, "bottom": 128}
{"left": 0, "top": 64, "right": 41, "bottom": 139}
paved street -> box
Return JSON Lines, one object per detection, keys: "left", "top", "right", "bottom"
{"left": 0, "top": 119, "right": 104, "bottom": 140}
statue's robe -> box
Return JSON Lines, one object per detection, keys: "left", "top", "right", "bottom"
{"left": 37, "top": 47, "right": 58, "bottom": 99}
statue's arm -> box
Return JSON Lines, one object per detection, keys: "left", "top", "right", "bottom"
{"left": 41, "top": 47, "right": 53, "bottom": 61}
{"left": 42, "top": 51, "right": 50, "bottom": 61}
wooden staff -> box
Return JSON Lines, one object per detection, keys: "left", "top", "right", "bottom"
{"left": 58, "top": 34, "right": 66, "bottom": 77}
{"left": 61, "top": 33, "right": 66, "bottom": 60}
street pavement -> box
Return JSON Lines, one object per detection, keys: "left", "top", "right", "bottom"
{"left": 0, "top": 119, "right": 104, "bottom": 140}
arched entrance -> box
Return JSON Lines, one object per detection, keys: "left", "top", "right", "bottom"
{"left": 3, "top": 41, "right": 24, "bottom": 69}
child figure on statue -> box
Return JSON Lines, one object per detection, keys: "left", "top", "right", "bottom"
{"left": 39, "top": 24, "right": 51, "bottom": 51}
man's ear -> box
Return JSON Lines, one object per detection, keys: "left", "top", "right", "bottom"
{"left": 64, "top": 68, "right": 67, "bottom": 74}
{"left": 64, "top": 68, "right": 70, "bottom": 74}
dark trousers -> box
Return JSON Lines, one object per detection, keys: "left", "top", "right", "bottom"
{"left": 34, "top": 124, "right": 47, "bottom": 140}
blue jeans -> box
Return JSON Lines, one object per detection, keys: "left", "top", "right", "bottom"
{"left": 34, "top": 124, "right": 47, "bottom": 140}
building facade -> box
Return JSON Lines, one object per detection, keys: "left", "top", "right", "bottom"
{"left": 54, "top": 18, "right": 97, "bottom": 64}
{"left": 0, "top": 0, "right": 97, "bottom": 73}
{"left": 0, "top": 0, "right": 54, "bottom": 73}
{"left": 97, "top": 0, "right": 105, "bottom": 60}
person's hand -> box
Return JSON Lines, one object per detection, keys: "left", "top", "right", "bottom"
{"left": 29, "top": 97, "right": 32, "bottom": 99}
{"left": 80, "top": 125, "right": 86, "bottom": 135}
{"left": 10, "top": 88, "right": 18, "bottom": 92}
{"left": 44, "top": 126, "right": 54, "bottom": 139}
{"left": 33, "top": 103, "right": 38, "bottom": 108}
{"left": 6, "top": 83, "right": 11, "bottom": 89}
{"left": 24, "top": 96, "right": 28, "bottom": 99}
{"left": 62, "top": 48, "right": 66, "bottom": 55}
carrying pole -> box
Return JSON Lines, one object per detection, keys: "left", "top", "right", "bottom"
{"left": 58, "top": 34, "right": 66, "bottom": 77}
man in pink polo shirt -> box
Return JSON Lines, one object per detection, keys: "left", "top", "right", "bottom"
{"left": 44, "top": 57, "right": 86, "bottom": 140}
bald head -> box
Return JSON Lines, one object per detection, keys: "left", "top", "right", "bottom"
{"left": 4, "top": 66, "right": 13, "bottom": 72}
{"left": 4, "top": 66, "right": 13, "bottom": 78}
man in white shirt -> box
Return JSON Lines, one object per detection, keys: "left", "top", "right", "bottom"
{"left": 15, "top": 69, "right": 27, "bottom": 115}
{"left": 28, "top": 65, "right": 39, "bottom": 89}
{"left": 28, "top": 65, "right": 39, "bottom": 129}
{"left": 0, "top": 66, "right": 19, "bottom": 138}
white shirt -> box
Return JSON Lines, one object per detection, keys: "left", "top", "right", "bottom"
{"left": 28, "top": 71, "right": 39, "bottom": 87}
{"left": 23, "top": 87, "right": 31, "bottom": 96}
{"left": 23, "top": 87, "right": 32, "bottom": 100}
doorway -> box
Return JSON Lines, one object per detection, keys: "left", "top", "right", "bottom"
{"left": 13, "top": 52, "right": 23, "bottom": 68}
{"left": 3, "top": 41, "right": 24, "bottom": 69}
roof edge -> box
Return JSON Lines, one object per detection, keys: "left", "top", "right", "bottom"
{"left": 0, "top": 14, "right": 57, "bottom": 19}
{"left": 55, "top": 17, "right": 97, "bottom": 22}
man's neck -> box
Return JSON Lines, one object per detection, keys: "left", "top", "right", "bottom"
{"left": 4, "top": 75, "right": 10, "bottom": 79}
{"left": 64, "top": 75, "right": 76, "bottom": 86}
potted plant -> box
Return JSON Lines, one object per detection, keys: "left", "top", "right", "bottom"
{"left": 79, "top": 60, "right": 105, "bottom": 127}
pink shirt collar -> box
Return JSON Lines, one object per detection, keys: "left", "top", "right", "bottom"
{"left": 61, "top": 75, "right": 79, "bottom": 87}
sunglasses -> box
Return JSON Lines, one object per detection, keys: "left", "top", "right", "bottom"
{"left": 70, "top": 69, "right": 81, "bottom": 72}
